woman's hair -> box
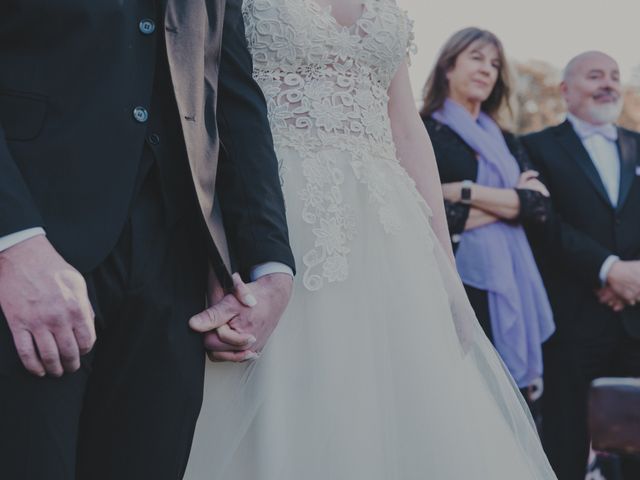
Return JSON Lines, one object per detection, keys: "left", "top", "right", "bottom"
{"left": 420, "top": 27, "right": 511, "bottom": 119}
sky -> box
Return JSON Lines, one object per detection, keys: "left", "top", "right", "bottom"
{"left": 398, "top": 0, "right": 639, "bottom": 99}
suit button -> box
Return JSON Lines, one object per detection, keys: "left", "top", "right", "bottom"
{"left": 147, "top": 133, "right": 160, "bottom": 145}
{"left": 139, "top": 19, "right": 156, "bottom": 35}
{"left": 133, "top": 107, "right": 149, "bottom": 123}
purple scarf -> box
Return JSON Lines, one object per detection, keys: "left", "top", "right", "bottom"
{"left": 433, "top": 99, "right": 555, "bottom": 387}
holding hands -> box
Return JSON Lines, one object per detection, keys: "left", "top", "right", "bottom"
{"left": 190, "top": 271, "right": 293, "bottom": 362}
{"left": 595, "top": 285, "right": 626, "bottom": 313}
{"left": 598, "top": 260, "right": 640, "bottom": 311}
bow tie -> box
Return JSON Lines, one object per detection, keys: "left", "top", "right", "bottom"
{"left": 574, "top": 122, "right": 618, "bottom": 142}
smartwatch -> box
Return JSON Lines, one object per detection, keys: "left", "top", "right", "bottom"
{"left": 460, "top": 180, "right": 473, "bottom": 205}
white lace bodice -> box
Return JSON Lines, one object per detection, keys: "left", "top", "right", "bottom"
{"left": 243, "top": 0, "right": 423, "bottom": 291}
{"left": 242, "top": 0, "right": 414, "bottom": 147}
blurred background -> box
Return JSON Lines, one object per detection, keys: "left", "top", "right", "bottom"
{"left": 398, "top": 0, "right": 640, "bottom": 133}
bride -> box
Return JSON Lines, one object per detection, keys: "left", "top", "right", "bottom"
{"left": 186, "top": 0, "right": 556, "bottom": 478}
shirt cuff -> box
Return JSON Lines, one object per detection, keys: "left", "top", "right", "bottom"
{"left": 250, "top": 262, "right": 294, "bottom": 282}
{"left": 599, "top": 255, "right": 620, "bottom": 285}
{"left": 0, "top": 227, "right": 46, "bottom": 252}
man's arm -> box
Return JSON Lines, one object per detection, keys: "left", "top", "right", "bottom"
{"left": 0, "top": 127, "right": 44, "bottom": 236}
{"left": 215, "top": 0, "right": 295, "bottom": 278}
{"left": 0, "top": 112, "right": 95, "bottom": 377}
{"left": 189, "top": 0, "right": 295, "bottom": 362}
{"left": 0, "top": 228, "right": 46, "bottom": 252}
{"left": 521, "top": 135, "right": 613, "bottom": 288}
{"left": 549, "top": 215, "right": 613, "bottom": 286}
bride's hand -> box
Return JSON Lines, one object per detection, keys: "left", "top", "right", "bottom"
{"left": 189, "top": 272, "right": 293, "bottom": 362}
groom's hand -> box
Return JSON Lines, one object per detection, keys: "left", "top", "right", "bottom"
{"left": 189, "top": 272, "right": 293, "bottom": 362}
{"left": 0, "top": 235, "right": 96, "bottom": 377}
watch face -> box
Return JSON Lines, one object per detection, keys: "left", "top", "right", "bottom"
{"left": 461, "top": 187, "right": 471, "bottom": 203}
{"left": 460, "top": 180, "right": 473, "bottom": 202}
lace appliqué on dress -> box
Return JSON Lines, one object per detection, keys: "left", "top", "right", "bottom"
{"left": 243, "top": 0, "right": 418, "bottom": 291}
{"left": 276, "top": 129, "right": 419, "bottom": 290}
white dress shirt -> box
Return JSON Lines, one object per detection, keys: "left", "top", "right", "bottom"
{"left": 566, "top": 113, "right": 621, "bottom": 283}
{"left": 0, "top": 227, "right": 45, "bottom": 252}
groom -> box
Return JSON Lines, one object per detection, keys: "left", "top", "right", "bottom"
{"left": 0, "top": 1, "right": 294, "bottom": 479}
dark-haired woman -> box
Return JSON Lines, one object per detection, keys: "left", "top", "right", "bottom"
{"left": 421, "top": 27, "right": 555, "bottom": 395}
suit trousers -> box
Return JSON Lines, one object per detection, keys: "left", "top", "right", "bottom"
{"left": 542, "top": 320, "right": 640, "bottom": 480}
{"left": 0, "top": 155, "right": 209, "bottom": 480}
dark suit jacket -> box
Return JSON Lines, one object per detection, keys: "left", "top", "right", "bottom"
{"left": 0, "top": 0, "right": 294, "bottom": 279}
{"left": 522, "top": 120, "right": 640, "bottom": 340}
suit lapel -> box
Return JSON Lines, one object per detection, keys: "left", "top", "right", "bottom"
{"left": 616, "top": 128, "right": 638, "bottom": 212}
{"left": 554, "top": 120, "right": 612, "bottom": 207}
{"left": 164, "top": 0, "right": 233, "bottom": 277}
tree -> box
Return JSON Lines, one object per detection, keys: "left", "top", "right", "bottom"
{"left": 618, "top": 66, "right": 640, "bottom": 131}
{"left": 509, "top": 61, "right": 564, "bottom": 134}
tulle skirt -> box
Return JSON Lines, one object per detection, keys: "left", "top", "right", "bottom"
{"left": 185, "top": 144, "right": 556, "bottom": 479}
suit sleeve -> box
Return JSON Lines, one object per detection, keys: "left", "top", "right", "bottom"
{"left": 521, "top": 135, "right": 612, "bottom": 287}
{"left": 0, "top": 126, "right": 44, "bottom": 238}
{"left": 215, "top": 0, "right": 295, "bottom": 278}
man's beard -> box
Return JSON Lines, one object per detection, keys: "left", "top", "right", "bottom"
{"left": 586, "top": 98, "right": 623, "bottom": 125}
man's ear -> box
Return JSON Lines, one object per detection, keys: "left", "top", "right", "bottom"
{"left": 559, "top": 81, "right": 569, "bottom": 101}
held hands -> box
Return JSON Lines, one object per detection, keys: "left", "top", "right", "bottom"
{"left": 595, "top": 286, "right": 626, "bottom": 313}
{"left": 0, "top": 236, "right": 96, "bottom": 377}
{"left": 602, "top": 260, "right": 640, "bottom": 308}
{"left": 189, "top": 272, "right": 293, "bottom": 362}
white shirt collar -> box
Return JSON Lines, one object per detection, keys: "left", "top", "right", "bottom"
{"left": 566, "top": 112, "right": 618, "bottom": 142}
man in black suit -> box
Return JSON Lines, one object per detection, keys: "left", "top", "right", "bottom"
{"left": 0, "top": 1, "right": 295, "bottom": 479}
{"left": 522, "top": 51, "right": 640, "bottom": 480}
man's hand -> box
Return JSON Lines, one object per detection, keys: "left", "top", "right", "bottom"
{"left": 0, "top": 235, "right": 95, "bottom": 377}
{"left": 189, "top": 272, "right": 293, "bottom": 362}
{"left": 606, "top": 260, "right": 640, "bottom": 305}
{"left": 595, "top": 286, "right": 626, "bottom": 312}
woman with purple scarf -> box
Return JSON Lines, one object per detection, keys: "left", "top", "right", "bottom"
{"left": 421, "top": 27, "right": 555, "bottom": 402}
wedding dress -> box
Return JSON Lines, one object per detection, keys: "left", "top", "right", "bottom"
{"left": 185, "top": 0, "right": 557, "bottom": 478}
